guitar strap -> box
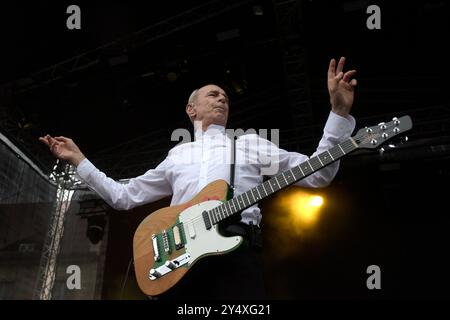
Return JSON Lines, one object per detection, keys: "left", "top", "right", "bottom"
{"left": 230, "top": 136, "right": 236, "bottom": 192}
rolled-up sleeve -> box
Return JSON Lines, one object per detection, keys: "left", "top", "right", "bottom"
{"left": 76, "top": 157, "right": 173, "bottom": 210}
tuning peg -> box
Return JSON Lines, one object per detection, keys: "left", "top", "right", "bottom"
{"left": 365, "top": 127, "right": 373, "bottom": 133}
{"left": 392, "top": 117, "right": 400, "bottom": 125}
{"left": 393, "top": 127, "right": 400, "bottom": 133}
{"left": 382, "top": 132, "right": 388, "bottom": 139}
{"left": 378, "top": 122, "right": 387, "bottom": 130}
{"left": 370, "top": 139, "right": 378, "bottom": 145}
{"left": 399, "top": 135, "right": 409, "bottom": 144}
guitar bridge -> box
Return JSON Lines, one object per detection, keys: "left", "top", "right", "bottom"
{"left": 149, "top": 253, "right": 191, "bottom": 280}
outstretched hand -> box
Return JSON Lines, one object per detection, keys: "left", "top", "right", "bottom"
{"left": 39, "top": 135, "right": 86, "bottom": 166}
{"left": 327, "top": 57, "right": 357, "bottom": 117}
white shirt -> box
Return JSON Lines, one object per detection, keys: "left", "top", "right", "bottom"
{"left": 76, "top": 111, "right": 355, "bottom": 226}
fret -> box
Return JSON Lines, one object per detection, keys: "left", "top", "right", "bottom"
{"left": 258, "top": 185, "right": 267, "bottom": 197}
{"left": 253, "top": 188, "right": 260, "bottom": 201}
{"left": 274, "top": 176, "right": 281, "bottom": 190}
{"left": 244, "top": 192, "right": 251, "bottom": 206}
{"left": 301, "top": 163, "right": 310, "bottom": 176}
{"left": 307, "top": 160, "right": 314, "bottom": 171}
{"left": 208, "top": 211, "right": 215, "bottom": 225}
{"left": 217, "top": 207, "right": 223, "bottom": 220}
{"left": 266, "top": 181, "right": 274, "bottom": 193}
{"left": 330, "top": 146, "right": 342, "bottom": 160}
{"left": 343, "top": 141, "right": 356, "bottom": 153}
{"left": 248, "top": 190, "right": 256, "bottom": 203}
{"left": 319, "top": 152, "right": 332, "bottom": 166}
{"left": 316, "top": 155, "right": 324, "bottom": 166}
{"left": 226, "top": 202, "right": 232, "bottom": 216}
{"left": 260, "top": 184, "right": 268, "bottom": 196}
{"left": 221, "top": 205, "right": 227, "bottom": 218}
{"left": 230, "top": 199, "right": 238, "bottom": 212}
{"left": 281, "top": 173, "right": 289, "bottom": 185}
{"left": 293, "top": 166, "right": 303, "bottom": 179}
{"left": 213, "top": 207, "right": 220, "bottom": 224}
{"left": 237, "top": 196, "right": 245, "bottom": 210}
{"left": 240, "top": 194, "right": 248, "bottom": 207}
{"left": 309, "top": 157, "right": 321, "bottom": 171}
{"left": 327, "top": 150, "right": 334, "bottom": 161}
{"left": 262, "top": 181, "right": 273, "bottom": 195}
{"left": 287, "top": 169, "right": 296, "bottom": 183}
{"left": 338, "top": 144, "right": 346, "bottom": 155}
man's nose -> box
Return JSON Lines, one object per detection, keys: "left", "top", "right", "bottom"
{"left": 218, "top": 95, "right": 226, "bottom": 103}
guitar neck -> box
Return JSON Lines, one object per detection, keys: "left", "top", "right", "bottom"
{"left": 205, "top": 137, "right": 359, "bottom": 226}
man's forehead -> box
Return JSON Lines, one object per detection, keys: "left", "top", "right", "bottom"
{"left": 198, "top": 85, "right": 227, "bottom": 95}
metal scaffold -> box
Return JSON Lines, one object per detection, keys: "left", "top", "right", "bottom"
{"left": 34, "top": 160, "right": 81, "bottom": 300}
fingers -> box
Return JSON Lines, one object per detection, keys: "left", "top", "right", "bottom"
{"left": 54, "top": 136, "right": 70, "bottom": 142}
{"left": 343, "top": 70, "right": 357, "bottom": 82}
{"left": 350, "top": 79, "right": 357, "bottom": 87}
{"left": 336, "top": 56, "right": 345, "bottom": 75}
{"left": 39, "top": 136, "right": 49, "bottom": 146}
{"left": 328, "top": 58, "right": 336, "bottom": 79}
{"left": 39, "top": 135, "right": 59, "bottom": 151}
{"left": 335, "top": 72, "right": 344, "bottom": 81}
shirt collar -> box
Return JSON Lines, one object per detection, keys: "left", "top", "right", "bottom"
{"left": 194, "top": 124, "right": 226, "bottom": 140}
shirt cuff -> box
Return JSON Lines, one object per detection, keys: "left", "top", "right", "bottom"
{"left": 76, "top": 158, "right": 96, "bottom": 182}
{"left": 325, "top": 111, "right": 356, "bottom": 139}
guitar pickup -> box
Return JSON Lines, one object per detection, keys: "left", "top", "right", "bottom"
{"left": 151, "top": 234, "right": 160, "bottom": 262}
{"left": 172, "top": 224, "right": 184, "bottom": 250}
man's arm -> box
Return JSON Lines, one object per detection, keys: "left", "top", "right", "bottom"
{"left": 40, "top": 135, "right": 173, "bottom": 210}
{"left": 76, "top": 158, "right": 173, "bottom": 210}
{"left": 258, "top": 57, "right": 357, "bottom": 187}
{"left": 259, "top": 111, "right": 355, "bottom": 188}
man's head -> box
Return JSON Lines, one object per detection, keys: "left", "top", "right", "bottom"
{"left": 186, "top": 84, "right": 229, "bottom": 130}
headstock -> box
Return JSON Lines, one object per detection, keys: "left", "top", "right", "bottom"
{"left": 353, "top": 115, "right": 413, "bottom": 149}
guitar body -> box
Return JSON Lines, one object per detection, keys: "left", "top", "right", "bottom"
{"left": 133, "top": 179, "right": 243, "bottom": 296}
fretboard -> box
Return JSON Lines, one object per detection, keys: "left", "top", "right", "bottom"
{"left": 204, "top": 138, "right": 358, "bottom": 226}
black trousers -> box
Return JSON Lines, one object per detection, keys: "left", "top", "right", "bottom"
{"left": 156, "top": 223, "right": 266, "bottom": 300}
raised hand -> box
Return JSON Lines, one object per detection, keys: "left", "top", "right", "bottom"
{"left": 327, "top": 57, "right": 357, "bottom": 117}
{"left": 39, "top": 135, "right": 86, "bottom": 166}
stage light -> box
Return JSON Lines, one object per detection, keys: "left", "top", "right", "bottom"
{"left": 280, "top": 191, "right": 325, "bottom": 227}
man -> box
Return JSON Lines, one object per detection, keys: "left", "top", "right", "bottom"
{"left": 40, "top": 57, "right": 357, "bottom": 299}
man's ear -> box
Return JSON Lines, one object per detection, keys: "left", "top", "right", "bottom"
{"left": 186, "top": 103, "right": 196, "bottom": 119}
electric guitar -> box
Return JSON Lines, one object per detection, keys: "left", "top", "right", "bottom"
{"left": 133, "top": 116, "right": 413, "bottom": 296}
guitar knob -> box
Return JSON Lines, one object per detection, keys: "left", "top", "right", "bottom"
{"left": 370, "top": 139, "right": 377, "bottom": 145}
{"left": 393, "top": 127, "right": 400, "bottom": 133}
{"left": 165, "top": 260, "right": 177, "bottom": 270}
{"left": 150, "top": 268, "right": 161, "bottom": 278}
{"left": 382, "top": 133, "right": 388, "bottom": 139}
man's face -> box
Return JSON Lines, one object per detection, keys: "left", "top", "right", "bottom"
{"left": 187, "top": 84, "right": 229, "bottom": 129}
